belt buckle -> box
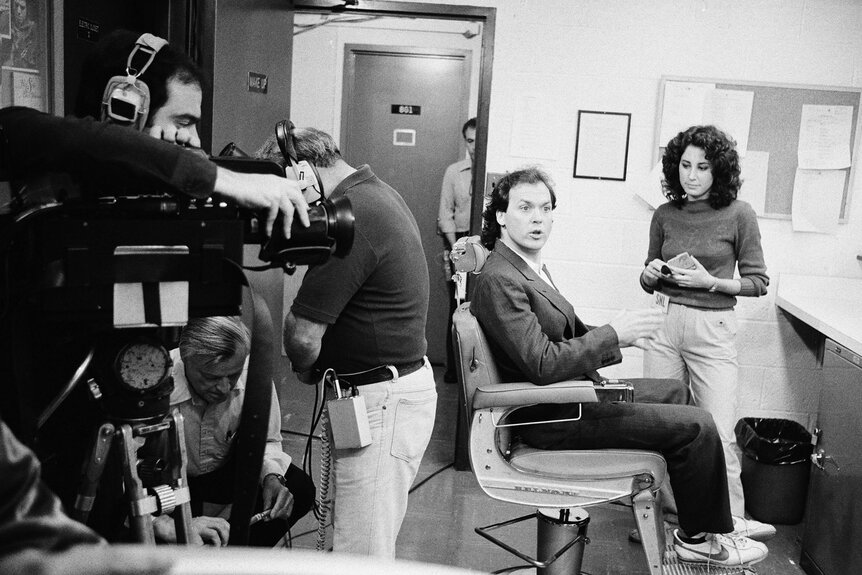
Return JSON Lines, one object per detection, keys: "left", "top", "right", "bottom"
{"left": 386, "top": 364, "right": 398, "bottom": 382}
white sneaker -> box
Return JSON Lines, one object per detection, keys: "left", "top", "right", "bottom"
{"left": 732, "top": 515, "right": 777, "bottom": 541}
{"left": 673, "top": 529, "right": 768, "bottom": 567}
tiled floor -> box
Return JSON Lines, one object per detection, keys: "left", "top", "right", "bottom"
{"left": 280, "top": 366, "right": 808, "bottom": 574}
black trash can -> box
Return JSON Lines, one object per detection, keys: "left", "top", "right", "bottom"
{"left": 736, "top": 417, "right": 813, "bottom": 525}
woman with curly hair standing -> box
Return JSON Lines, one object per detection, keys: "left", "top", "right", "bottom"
{"left": 640, "top": 125, "right": 772, "bottom": 541}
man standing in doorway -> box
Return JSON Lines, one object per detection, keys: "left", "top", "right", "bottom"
{"left": 437, "top": 117, "right": 475, "bottom": 383}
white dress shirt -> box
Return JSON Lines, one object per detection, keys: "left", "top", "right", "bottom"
{"left": 169, "top": 349, "right": 291, "bottom": 482}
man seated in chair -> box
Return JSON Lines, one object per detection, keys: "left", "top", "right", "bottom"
{"left": 469, "top": 167, "right": 768, "bottom": 568}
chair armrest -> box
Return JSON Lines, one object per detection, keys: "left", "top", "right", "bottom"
{"left": 472, "top": 380, "right": 598, "bottom": 410}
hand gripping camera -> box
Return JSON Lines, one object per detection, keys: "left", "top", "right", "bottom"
{"left": 207, "top": 154, "right": 354, "bottom": 270}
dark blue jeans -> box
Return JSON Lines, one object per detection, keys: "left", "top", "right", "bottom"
{"left": 512, "top": 378, "right": 733, "bottom": 535}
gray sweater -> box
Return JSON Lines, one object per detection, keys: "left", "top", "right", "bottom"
{"left": 640, "top": 199, "right": 769, "bottom": 309}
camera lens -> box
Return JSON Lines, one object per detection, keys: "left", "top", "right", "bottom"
{"left": 259, "top": 196, "right": 354, "bottom": 266}
{"left": 327, "top": 195, "right": 354, "bottom": 258}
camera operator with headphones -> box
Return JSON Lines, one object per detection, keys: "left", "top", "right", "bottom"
{"left": 0, "top": 29, "right": 312, "bottom": 573}
{"left": 257, "top": 125, "right": 437, "bottom": 559}
{"left": 0, "top": 29, "right": 310, "bottom": 239}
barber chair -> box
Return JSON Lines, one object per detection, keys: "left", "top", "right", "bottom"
{"left": 449, "top": 239, "right": 667, "bottom": 574}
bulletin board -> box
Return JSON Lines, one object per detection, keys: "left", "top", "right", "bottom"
{"left": 654, "top": 76, "right": 862, "bottom": 221}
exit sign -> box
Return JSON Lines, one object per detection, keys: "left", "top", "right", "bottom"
{"left": 391, "top": 105, "right": 421, "bottom": 115}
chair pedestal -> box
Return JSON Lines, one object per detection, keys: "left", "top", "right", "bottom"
{"left": 536, "top": 507, "right": 589, "bottom": 575}
{"left": 475, "top": 507, "right": 590, "bottom": 575}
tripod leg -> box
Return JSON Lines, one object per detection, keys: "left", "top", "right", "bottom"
{"left": 168, "top": 409, "right": 194, "bottom": 544}
{"left": 72, "top": 422, "right": 115, "bottom": 524}
{"left": 119, "top": 424, "right": 156, "bottom": 544}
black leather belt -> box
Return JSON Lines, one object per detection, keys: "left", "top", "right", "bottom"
{"left": 339, "top": 360, "right": 425, "bottom": 387}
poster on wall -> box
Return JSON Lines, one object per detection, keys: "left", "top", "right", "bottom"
{"left": 1, "top": 0, "right": 47, "bottom": 111}
{"left": 0, "top": 0, "right": 10, "bottom": 40}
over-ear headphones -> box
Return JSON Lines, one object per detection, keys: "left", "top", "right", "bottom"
{"left": 101, "top": 33, "right": 168, "bottom": 130}
{"left": 275, "top": 119, "right": 325, "bottom": 204}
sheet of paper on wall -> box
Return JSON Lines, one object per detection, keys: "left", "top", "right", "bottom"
{"left": 509, "top": 94, "right": 561, "bottom": 160}
{"left": 633, "top": 162, "right": 668, "bottom": 210}
{"left": 702, "top": 89, "right": 754, "bottom": 156}
{"left": 739, "top": 150, "right": 769, "bottom": 216}
{"left": 791, "top": 169, "right": 845, "bottom": 233}
{"left": 658, "top": 81, "right": 715, "bottom": 146}
{"left": 797, "top": 105, "right": 853, "bottom": 169}
{"left": 11, "top": 71, "right": 43, "bottom": 110}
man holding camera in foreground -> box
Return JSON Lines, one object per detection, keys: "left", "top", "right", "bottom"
{"left": 0, "top": 29, "right": 309, "bottom": 238}
{"left": 0, "top": 29, "right": 311, "bottom": 573}
{"left": 259, "top": 127, "right": 437, "bottom": 558}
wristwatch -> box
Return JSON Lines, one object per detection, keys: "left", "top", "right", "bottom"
{"left": 264, "top": 472, "right": 287, "bottom": 487}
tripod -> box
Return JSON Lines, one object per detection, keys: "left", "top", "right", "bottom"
{"left": 72, "top": 409, "right": 194, "bottom": 544}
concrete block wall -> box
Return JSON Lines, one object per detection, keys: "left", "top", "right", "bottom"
{"left": 416, "top": 0, "right": 862, "bottom": 427}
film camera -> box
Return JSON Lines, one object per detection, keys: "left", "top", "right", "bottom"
{"left": 214, "top": 155, "right": 354, "bottom": 269}
{"left": 0, "top": 157, "right": 353, "bottom": 543}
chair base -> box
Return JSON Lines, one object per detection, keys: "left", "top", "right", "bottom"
{"left": 536, "top": 508, "right": 589, "bottom": 575}
{"left": 476, "top": 507, "right": 590, "bottom": 575}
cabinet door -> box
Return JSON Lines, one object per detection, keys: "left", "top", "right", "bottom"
{"left": 801, "top": 343, "right": 862, "bottom": 575}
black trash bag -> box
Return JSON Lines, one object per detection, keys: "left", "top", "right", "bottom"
{"left": 735, "top": 417, "right": 813, "bottom": 465}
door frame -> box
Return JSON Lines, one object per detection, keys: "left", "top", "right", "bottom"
{"left": 289, "top": 0, "right": 495, "bottom": 239}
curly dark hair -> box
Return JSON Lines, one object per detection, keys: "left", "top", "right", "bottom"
{"left": 662, "top": 125, "right": 741, "bottom": 209}
{"left": 480, "top": 167, "right": 556, "bottom": 251}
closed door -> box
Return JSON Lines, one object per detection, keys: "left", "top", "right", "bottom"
{"left": 341, "top": 45, "right": 471, "bottom": 364}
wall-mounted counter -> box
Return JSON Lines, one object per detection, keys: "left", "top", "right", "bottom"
{"left": 776, "top": 273, "right": 862, "bottom": 575}
{"left": 775, "top": 273, "right": 862, "bottom": 357}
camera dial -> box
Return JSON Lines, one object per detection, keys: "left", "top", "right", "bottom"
{"left": 114, "top": 340, "right": 172, "bottom": 392}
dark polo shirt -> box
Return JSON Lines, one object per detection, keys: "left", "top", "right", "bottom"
{"left": 291, "top": 165, "right": 429, "bottom": 373}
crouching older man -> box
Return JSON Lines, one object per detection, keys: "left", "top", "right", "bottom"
{"left": 153, "top": 316, "right": 314, "bottom": 547}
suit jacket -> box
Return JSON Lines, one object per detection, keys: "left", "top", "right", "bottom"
{"left": 471, "top": 240, "right": 622, "bottom": 385}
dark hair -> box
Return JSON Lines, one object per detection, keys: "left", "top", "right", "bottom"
{"left": 462, "top": 117, "right": 476, "bottom": 138}
{"left": 480, "top": 167, "right": 556, "bottom": 251}
{"left": 661, "top": 125, "right": 741, "bottom": 209}
{"left": 74, "top": 29, "right": 206, "bottom": 124}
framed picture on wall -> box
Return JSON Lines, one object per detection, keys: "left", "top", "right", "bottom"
{"left": 572, "top": 110, "right": 632, "bottom": 181}
{"left": 1, "top": 0, "right": 50, "bottom": 111}
{"left": 0, "top": 0, "right": 10, "bottom": 40}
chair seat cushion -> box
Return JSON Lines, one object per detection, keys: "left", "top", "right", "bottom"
{"left": 508, "top": 443, "right": 667, "bottom": 483}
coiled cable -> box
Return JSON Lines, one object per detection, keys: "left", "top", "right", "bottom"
{"left": 316, "top": 409, "right": 332, "bottom": 551}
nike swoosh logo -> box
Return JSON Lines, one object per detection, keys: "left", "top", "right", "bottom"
{"left": 680, "top": 545, "right": 730, "bottom": 562}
